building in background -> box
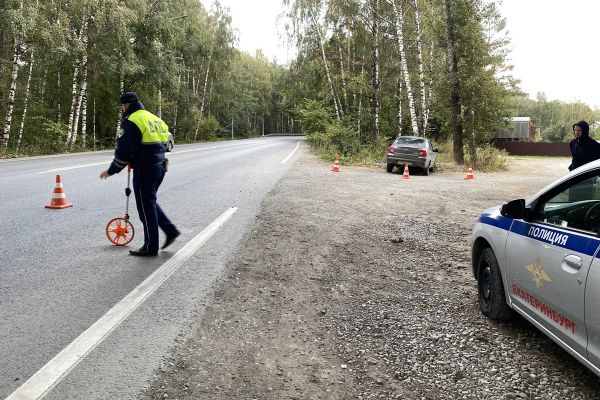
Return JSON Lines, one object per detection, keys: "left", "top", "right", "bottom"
{"left": 496, "top": 117, "right": 532, "bottom": 141}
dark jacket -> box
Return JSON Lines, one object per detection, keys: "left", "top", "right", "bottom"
{"left": 568, "top": 121, "right": 600, "bottom": 171}
{"left": 107, "top": 102, "right": 166, "bottom": 175}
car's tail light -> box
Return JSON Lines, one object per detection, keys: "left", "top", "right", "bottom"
{"left": 418, "top": 149, "right": 427, "bottom": 158}
{"left": 387, "top": 146, "right": 394, "bottom": 154}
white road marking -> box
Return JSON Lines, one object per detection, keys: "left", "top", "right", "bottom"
{"left": 36, "top": 140, "right": 285, "bottom": 173}
{"left": 281, "top": 142, "right": 301, "bottom": 164}
{"left": 38, "top": 162, "right": 108, "bottom": 174}
{"left": 6, "top": 207, "right": 238, "bottom": 400}
{"left": 171, "top": 140, "right": 280, "bottom": 155}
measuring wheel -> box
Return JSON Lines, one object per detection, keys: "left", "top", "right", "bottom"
{"left": 106, "top": 217, "right": 134, "bottom": 246}
{"left": 106, "top": 165, "right": 135, "bottom": 246}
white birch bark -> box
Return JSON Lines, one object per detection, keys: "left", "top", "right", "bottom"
{"left": 80, "top": 64, "right": 88, "bottom": 147}
{"left": 199, "top": 54, "right": 212, "bottom": 120}
{"left": 57, "top": 70, "right": 62, "bottom": 123}
{"left": 411, "top": 0, "right": 428, "bottom": 136}
{"left": 2, "top": 39, "right": 21, "bottom": 149}
{"left": 312, "top": 11, "right": 341, "bottom": 120}
{"left": 397, "top": 77, "right": 403, "bottom": 137}
{"left": 371, "top": 0, "right": 380, "bottom": 141}
{"left": 339, "top": 41, "right": 349, "bottom": 114}
{"left": 72, "top": 20, "right": 89, "bottom": 147}
{"left": 116, "top": 53, "right": 124, "bottom": 139}
{"left": 391, "top": 0, "right": 419, "bottom": 137}
{"left": 16, "top": 47, "right": 35, "bottom": 152}
{"left": 93, "top": 98, "right": 96, "bottom": 149}
{"left": 65, "top": 57, "right": 81, "bottom": 146}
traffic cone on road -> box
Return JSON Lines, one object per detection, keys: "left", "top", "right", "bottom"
{"left": 331, "top": 155, "right": 341, "bottom": 172}
{"left": 464, "top": 166, "right": 475, "bottom": 180}
{"left": 45, "top": 175, "right": 73, "bottom": 209}
{"left": 402, "top": 164, "right": 410, "bottom": 180}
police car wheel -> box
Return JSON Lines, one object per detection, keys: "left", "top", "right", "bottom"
{"left": 423, "top": 165, "right": 430, "bottom": 176}
{"left": 477, "top": 248, "right": 512, "bottom": 320}
{"left": 387, "top": 163, "right": 394, "bottom": 173}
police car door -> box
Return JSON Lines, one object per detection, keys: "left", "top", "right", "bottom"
{"left": 505, "top": 172, "right": 600, "bottom": 357}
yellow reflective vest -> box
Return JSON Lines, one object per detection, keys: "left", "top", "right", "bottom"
{"left": 127, "top": 110, "right": 169, "bottom": 144}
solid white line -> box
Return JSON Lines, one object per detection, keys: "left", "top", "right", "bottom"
{"left": 36, "top": 140, "right": 284, "bottom": 173}
{"left": 281, "top": 142, "right": 301, "bottom": 164}
{"left": 38, "top": 162, "right": 108, "bottom": 174}
{"left": 171, "top": 140, "right": 279, "bottom": 155}
{"left": 6, "top": 207, "right": 238, "bottom": 400}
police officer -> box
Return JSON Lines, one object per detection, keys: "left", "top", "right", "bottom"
{"left": 100, "top": 92, "right": 180, "bottom": 256}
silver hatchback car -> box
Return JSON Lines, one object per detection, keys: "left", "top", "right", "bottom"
{"left": 471, "top": 159, "right": 600, "bottom": 377}
{"left": 386, "top": 136, "right": 438, "bottom": 175}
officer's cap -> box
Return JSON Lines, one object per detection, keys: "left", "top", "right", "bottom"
{"left": 120, "top": 92, "right": 140, "bottom": 104}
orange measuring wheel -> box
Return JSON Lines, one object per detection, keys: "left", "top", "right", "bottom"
{"left": 106, "top": 217, "right": 134, "bottom": 246}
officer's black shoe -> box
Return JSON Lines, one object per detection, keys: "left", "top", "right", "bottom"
{"left": 162, "top": 231, "right": 181, "bottom": 250}
{"left": 129, "top": 247, "right": 158, "bottom": 257}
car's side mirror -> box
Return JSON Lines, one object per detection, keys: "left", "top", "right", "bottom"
{"left": 500, "top": 199, "right": 526, "bottom": 220}
{"left": 433, "top": 148, "right": 439, "bottom": 152}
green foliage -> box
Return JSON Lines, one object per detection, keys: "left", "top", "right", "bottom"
{"left": 198, "top": 115, "right": 220, "bottom": 141}
{"left": 298, "top": 100, "right": 331, "bottom": 134}
{"left": 0, "top": 0, "right": 294, "bottom": 157}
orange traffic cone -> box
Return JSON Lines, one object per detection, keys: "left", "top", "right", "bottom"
{"left": 402, "top": 164, "right": 410, "bottom": 180}
{"left": 331, "top": 155, "right": 341, "bottom": 172}
{"left": 465, "top": 166, "right": 475, "bottom": 180}
{"left": 45, "top": 175, "right": 73, "bottom": 209}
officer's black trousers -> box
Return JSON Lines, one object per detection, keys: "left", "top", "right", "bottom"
{"left": 132, "top": 163, "right": 178, "bottom": 253}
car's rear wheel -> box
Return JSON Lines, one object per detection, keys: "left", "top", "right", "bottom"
{"left": 387, "top": 163, "right": 394, "bottom": 173}
{"left": 477, "top": 248, "right": 513, "bottom": 320}
{"left": 423, "top": 164, "right": 430, "bottom": 176}
{"left": 166, "top": 141, "right": 173, "bottom": 152}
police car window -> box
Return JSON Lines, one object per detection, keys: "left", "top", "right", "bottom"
{"left": 537, "top": 175, "right": 600, "bottom": 233}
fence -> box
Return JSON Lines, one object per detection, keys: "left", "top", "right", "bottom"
{"left": 493, "top": 141, "right": 570, "bottom": 157}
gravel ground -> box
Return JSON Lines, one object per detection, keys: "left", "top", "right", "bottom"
{"left": 144, "top": 151, "right": 600, "bottom": 399}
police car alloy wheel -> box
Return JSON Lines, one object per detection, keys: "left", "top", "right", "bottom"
{"left": 477, "top": 248, "right": 513, "bottom": 320}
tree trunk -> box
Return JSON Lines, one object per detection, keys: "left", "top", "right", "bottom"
{"left": 199, "top": 54, "right": 212, "bottom": 120}
{"left": 116, "top": 53, "right": 124, "bottom": 139}
{"left": 65, "top": 57, "right": 81, "bottom": 147}
{"left": 69, "top": 19, "right": 89, "bottom": 148}
{"left": 80, "top": 64, "right": 88, "bottom": 148}
{"left": 411, "top": 0, "right": 428, "bottom": 136}
{"left": 339, "top": 41, "right": 349, "bottom": 115}
{"left": 93, "top": 98, "right": 96, "bottom": 149}
{"left": 391, "top": 0, "right": 419, "bottom": 137}
{"left": 16, "top": 47, "right": 35, "bottom": 153}
{"left": 2, "top": 39, "right": 21, "bottom": 149}
{"left": 397, "top": 77, "right": 403, "bottom": 137}
{"left": 371, "top": 0, "right": 381, "bottom": 142}
{"left": 443, "top": 0, "right": 464, "bottom": 164}
{"left": 312, "top": 11, "right": 341, "bottom": 120}
{"left": 57, "top": 69, "right": 62, "bottom": 123}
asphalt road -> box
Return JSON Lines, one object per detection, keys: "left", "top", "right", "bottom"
{"left": 0, "top": 136, "right": 305, "bottom": 399}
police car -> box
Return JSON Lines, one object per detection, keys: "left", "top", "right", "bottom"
{"left": 472, "top": 159, "right": 600, "bottom": 376}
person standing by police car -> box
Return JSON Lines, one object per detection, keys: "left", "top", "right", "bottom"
{"left": 100, "top": 92, "right": 180, "bottom": 256}
{"left": 568, "top": 120, "right": 600, "bottom": 171}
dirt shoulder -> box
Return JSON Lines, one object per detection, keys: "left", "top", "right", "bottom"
{"left": 144, "top": 152, "right": 600, "bottom": 400}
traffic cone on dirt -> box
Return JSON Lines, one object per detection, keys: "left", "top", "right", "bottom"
{"left": 331, "top": 155, "right": 341, "bottom": 172}
{"left": 402, "top": 164, "right": 410, "bottom": 180}
{"left": 464, "top": 166, "right": 475, "bottom": 180}
{"left": 45, "top": 175, "right": 73, "bottom": 209}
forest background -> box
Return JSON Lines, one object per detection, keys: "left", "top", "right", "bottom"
{"left": 1, "top": 0, "right": 597, "bottom": 168}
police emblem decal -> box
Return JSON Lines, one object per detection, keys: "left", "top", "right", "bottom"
{"left": 525, "top": 258, "right": 552, "bottom": 288}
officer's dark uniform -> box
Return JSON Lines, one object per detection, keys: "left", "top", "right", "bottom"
{"left": 106, "top": 92, "right": 180, "bottom": 256}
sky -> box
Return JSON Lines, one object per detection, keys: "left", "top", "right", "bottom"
{"left": 200, "top": 0, "right": 600, "bottom": 108}
{"left": 499, "top": 0, "right": 600, "bottom": 108}
{"left": 199, "top": 0, "right": 295, "bottom": 64}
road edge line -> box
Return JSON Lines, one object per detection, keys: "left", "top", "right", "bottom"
{"left": 6, "top": 207, "right": 238, "bottom": 400}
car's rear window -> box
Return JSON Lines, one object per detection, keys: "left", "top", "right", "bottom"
{"left": 395, "top": 137, "right": 426, "bottom": 146}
